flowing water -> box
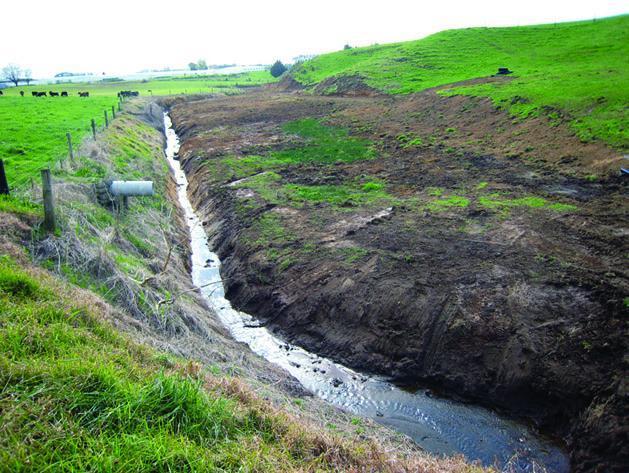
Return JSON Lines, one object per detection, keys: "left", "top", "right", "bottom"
{"left": 164, "top": 113, "right": 570, "bottom": 472}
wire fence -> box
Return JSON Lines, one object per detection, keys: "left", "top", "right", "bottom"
{"left": 2, "top": 99, "right": 123, "bottom": 195}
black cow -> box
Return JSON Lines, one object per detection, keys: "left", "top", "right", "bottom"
{"left": 78, "top": 91, "right": 89, "bottom": 97}
{"left": 60, "top": 91, "right": 68, "bottom": 97}
{"left": 0, "top": 91, "right": 3, "bottom": 96}
{"left": 118, "top": 90, "right": 140, "bottom": 98}
{"left": 33, "top": 91, "right": 47, "bottom": 97}
{"left": 32, "top": 91, "right": 38, "bottom": 96}
{"left": 49, "top": 91, "right": 60, "bottom": 97}
{"left": 20, "top": 91, "right": 24, "bottom": 97}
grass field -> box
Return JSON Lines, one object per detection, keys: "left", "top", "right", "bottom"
{"left": 0, "top": 255, "right": 399, "bottom": 472}
{"left": 0, "top": 96, "right": 117, "bottom": 188}
{"left": 0, "top": 70, "right": 276, "bottom": 189}
{"left": 291, "top": 15, "right": 629, "bottom": 149}
{"left": 0, "top": 70, "right": 276, "bottom": 97}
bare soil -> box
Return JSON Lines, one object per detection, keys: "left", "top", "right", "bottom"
{"left": 170, "top": 85, "right": 628, "bottom": 472}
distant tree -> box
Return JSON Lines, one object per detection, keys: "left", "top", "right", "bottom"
{"left": 23, "top": 69, "right": 32, "bottom": 86}
{"left": 197, "top": 59, "right": 208, "bottom": 70}
{"left": 188, "top": 62, "right": 199, "bottom": 71}
{"left": 344, "top": 44, "right": 352, "bottom": 50}
{"left": 2, "top": 64, "right": 22, "bottom": 87}
{"left": 270, "top": 60, "right": 287, "bottom": 78}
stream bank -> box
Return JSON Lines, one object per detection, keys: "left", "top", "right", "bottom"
{"left": 164, "top": 111, "right": 570, "bottom": 472}
{"left": 167, "top": 88, "right": 627, "bottom": 472}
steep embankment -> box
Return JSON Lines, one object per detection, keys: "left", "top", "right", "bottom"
{"left": 1, "top": 99, "right": 480, "bottom": 472}
{"left": 290, "top": 15, "right": 629, "bottom": 155}
{"left": 172, "top": 17, "right": 628, "bottom": 472}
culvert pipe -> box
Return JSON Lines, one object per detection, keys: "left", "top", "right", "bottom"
{"left": 109, "top": 180, "right": 154, "bottom": 196}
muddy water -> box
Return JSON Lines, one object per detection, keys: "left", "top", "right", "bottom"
{"left": 164, "top": 113, "right": 569, "bottom": 472}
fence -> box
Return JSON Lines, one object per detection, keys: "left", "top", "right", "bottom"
{"left": 1, "top": 98, "right": 126, "bottom": 232}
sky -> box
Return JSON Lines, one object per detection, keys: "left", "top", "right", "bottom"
{"left": 0, "top": 0, "right": 626, "bottom": 78}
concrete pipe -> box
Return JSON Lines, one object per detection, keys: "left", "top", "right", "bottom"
{"left": 109, "top": 181, "right": 154, "bottom": 196}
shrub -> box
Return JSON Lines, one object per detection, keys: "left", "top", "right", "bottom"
{"left": 270, "top": 61, "right": 287, "bottom": 78}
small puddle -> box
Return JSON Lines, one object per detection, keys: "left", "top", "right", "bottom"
{"left": 164, "top": 113, "right": 569, "bottom": 472}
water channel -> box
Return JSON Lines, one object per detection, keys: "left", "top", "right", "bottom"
{"left": 164, "top": 112, "right": 569, "bottom": 473}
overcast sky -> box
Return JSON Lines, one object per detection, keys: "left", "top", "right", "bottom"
{"left": 0, "top": 0, "right": 625, "bottom": 78}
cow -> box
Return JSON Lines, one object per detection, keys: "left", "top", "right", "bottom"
{"left": 60, "top": 91, "right": 68, "bottom": 97}
{"left": 33, "top": 91, "right": 47, "bottom": 97}
{"left": 78, "top": 91, "right": 89, "bottom": 97}
{"left": 20, "top": 91, "right": 24, "bottom": 97}
{"left": 32, "top": 91, "right": 38, "bottom": 96}
{"left": 0, "top": 91, "right": 3, "bottom": 96}
{"left": 118, "top": 90, "right": 140, "bottom": 98}
{"left": 49, "top": 91, "right": 60, "bottom": 97}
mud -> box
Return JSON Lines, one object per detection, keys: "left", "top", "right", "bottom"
{"left": 169, "top": 86, "right": 628, "bottom": 472}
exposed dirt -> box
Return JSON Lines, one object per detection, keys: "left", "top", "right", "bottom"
{"left": 170, "top": 85, "right": 628, "bottom": 472}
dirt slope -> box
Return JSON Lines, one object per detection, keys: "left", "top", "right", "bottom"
{"left": 170, "top": 86, "right": 628, "bottom": 472}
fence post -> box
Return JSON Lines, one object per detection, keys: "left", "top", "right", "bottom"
{"left": 118, "top": 100, "right": 122, "bottom": 112}
{"left": 111, "top": 105, "right": 116, "bottom": 119}
{"left": 104, "top": 110, "right": 109, "bottom": 128}
{"left": 66, "top": 132, "right": 74, "bottom": 164}
{"left": 91, "top": 119, "right": 96, "bottom": 139}
{"left": 0, "top": 159, "right": 9, "bottom": 195}
{"left": 41, "top": 169, "right": 56, "bottom": 232}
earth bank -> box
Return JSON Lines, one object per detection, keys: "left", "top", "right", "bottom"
{"left": 169, "top": 85, "right": 628, "bottom": 472}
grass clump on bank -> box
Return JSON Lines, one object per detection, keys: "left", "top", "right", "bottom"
{"left": 277, "top": 118, "right": 375, "bottom": 164}
{"left": 428, "top": 195, "right": 470, "bottom": 211}
{"left": 479, "top": 194, "right": 577, "bottom": 212}
{"left": 285, "top": 181, "right": 392, "bottom": 207}
{"left": 209, "top": 118, "right": 376, "bottom": 181}
{"left": 0, "top": 194, "right": 42, "bottom": 217}
{"left": 233, "top": 172, "right": 394, "bottom": 209}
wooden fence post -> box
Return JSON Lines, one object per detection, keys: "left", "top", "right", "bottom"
{"left": 118, "top": 100, "right": 122, "bottom": 112}
{"left": 111, "top": 105, "right": 116, "bottom": 119}
{"left": 66, "top": 132, "right": 74, "bottom": 163}
{"left": 91, "top": 119, "right": 96, "bottom": 139}
{"left": 41, "top": 169, "right": 56, "bottom": 232}
{"left": 0, "top": 159, "right": 9, "bottom": 195}
{"left": 104, "top": 110, "right": 109, "bottom": 127}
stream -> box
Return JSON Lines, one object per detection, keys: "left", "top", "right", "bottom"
{"left": 163, "top": 113, "right": 570, "bottom": 472}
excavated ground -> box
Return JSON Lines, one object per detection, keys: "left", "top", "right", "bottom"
{"left": 169, "top": 84, "right": 628, "bottom": 472}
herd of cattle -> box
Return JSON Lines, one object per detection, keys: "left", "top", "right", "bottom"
{"left": 0, "top": 90, "right": 140, "bottom": 98}
{"left": 0, "top": 90, "right": 88, "bottom": 97}
{"left": 118, "top": 90, "right": 140, "bottom": 98}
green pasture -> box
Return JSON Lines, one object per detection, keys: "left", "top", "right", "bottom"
{"left": 0, "top": 96, "right": 117, "bottom": 188}
{"left": 291, "top": 15, "right": 629, "bottom": 149}
{"left": 0, "top": 70, "right": 275, "bottom": 97}
{"left": 0, "top": 70, "right": 276, "bottom": 188}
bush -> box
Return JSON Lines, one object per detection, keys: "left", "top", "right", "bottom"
{"left": 270, "top": 61, "right": 287, "bottom": 78}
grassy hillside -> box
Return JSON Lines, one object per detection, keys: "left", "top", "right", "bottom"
{"left": 0, "top": 71, "right": 276, "bottom": 189}
{"left": 291, "top": 15, "right": 629, "bottom": 149}
{"left": 0, "top": 255, "right": 421, "bottom": 472}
